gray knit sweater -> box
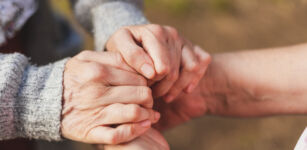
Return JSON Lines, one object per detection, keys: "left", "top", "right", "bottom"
{"left": 0, "top": 0, "right": 148, "bottom": 141}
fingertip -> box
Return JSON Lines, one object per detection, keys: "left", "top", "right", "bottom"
{"left": 141, "top": 63, "right": 156, "bottom": 79}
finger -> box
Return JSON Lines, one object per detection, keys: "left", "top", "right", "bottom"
{"left": 130, "top": 25, "right": 171, "bottom": 78}
{"left": 76, "top": 51, "right": 135, "bottom": 72}
{"left": 163, "top": 70, "right": 194, "bottom": 103}
{"left": 151, "top": 63, "right": 178, "bottom": 99}
{"left": 194, "top": 45, "right": 211, "bottom": 64}
{"left": 76, "top": 60, "right": 146, "bottom": 86}
{"left": 163, "top": 44, "right": 200, "bottom": 102}
{"left": 181, "top": 44, "right": 199, "bottom": 71}
{"left": 151, "top": 70, "right": 179, "bottom": 98}
{"left": 107, "top": 29, "right": 156, "bottom": 79}
{"left": 103, "top": 65, "right": 147, "bottom": 86}
{"left": 185, "top": 46, "right": 211, "bottom": 93}
{"left": 100, "top": 103, "right": 160, "bottom": 125}
{"left": 148, "top": 26, "right": 176, "bottom": 82}
{"left": 153, "top": 42, "right": 192, "bottom": 99}
{"left": 102, "top": 86, "right": 153, "bottom": 108}
{"left": 87, "top": 120, "right": 152, "bottom": 144}
{"left": 150, "top": 27, "right": 182, "bottom": 98}
{"left": 184, "top": 66, "right": 207, "bottom": 93}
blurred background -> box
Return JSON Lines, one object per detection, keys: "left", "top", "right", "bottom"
{"left": 50, "top": 0, "right": 307, "bottom": 149}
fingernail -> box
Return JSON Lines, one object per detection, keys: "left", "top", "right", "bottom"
{"left": 141, "top": 64, "right": 155, "bottom": 79}
{"left": 155, "top": 112, "right": 161, "bottom": 120}
{"left": 187, "top": 83, "right": 196, "bottom": 93}
{"left": 140, "top": 120, "right": 151, "bottom": 127}
{"left": 164, "top": 94, "right": 174, "bottom": 103}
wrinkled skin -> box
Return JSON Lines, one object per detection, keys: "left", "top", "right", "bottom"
{"left": 61, "top": 51, "right": 160, "bottom": 144}
{"left": 106, "top": 24, "right": 211, "bottom": 102}
{"left": 154, "top": 85, "right": 208, "bottom": 131}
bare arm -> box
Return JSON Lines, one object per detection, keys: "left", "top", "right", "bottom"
{"left": 202, "top": 43, "right": 307, "bottom": 117}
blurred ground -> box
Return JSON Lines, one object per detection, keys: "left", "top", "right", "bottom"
{"left": 50, "top": 0, "right": 307, "bottom": 149}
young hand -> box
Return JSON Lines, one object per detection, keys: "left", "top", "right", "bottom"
{"left": 154, "top": 85, "right": 207, "bottom": 131}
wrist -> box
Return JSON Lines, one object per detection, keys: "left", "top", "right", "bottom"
{"left": 199, "top": 53, "right": 258, "bottom": 116}
{"left": 199, "top": 52, "right": 307, "bottom": 117}
{"left": 199, "top": 53, "right": 231, "bottom": 115}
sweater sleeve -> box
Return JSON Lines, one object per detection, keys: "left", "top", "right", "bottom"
{"left": 0, "top": 53, "right": 68, "bottom": 141}
{"left": 71, "top": 0, "right": 149, "bottom": 51}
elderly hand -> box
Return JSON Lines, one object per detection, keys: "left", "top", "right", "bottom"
{"left": 154, "top": 85, "right": 207, "bottom": 131}
{"left": 61, "top": 51, "right": 160, "bottom": 144}
{"left": 106, "top": 24, "right": 211, "bottom": 102}
{"left": 153, "top": 47, "right": 211, "bottom": 130}
{"left": 102, "top": 128, "right": 169, "bottom": 150}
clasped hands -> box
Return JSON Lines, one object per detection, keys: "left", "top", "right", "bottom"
{"left": 61, "top": 24, "right": 211, "bottom": 149}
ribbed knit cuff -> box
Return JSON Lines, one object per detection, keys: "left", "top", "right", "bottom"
{"left": 92, "top": 1, "right": 149, "bottom": 51}
{"left": 0, "top": 53, "right": 29, "bottom": 140}
{"left": 14, "top": 58, "right": 68, "bottom": 141}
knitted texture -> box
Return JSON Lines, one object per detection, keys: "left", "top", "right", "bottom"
{"left": 92, "top": 1, "right": 148, "bottom": 50}
{"left": 0, "top": 53, "right": 68, "bottom": 141}
{"left": 72, "top": 0, "right": 149, "bottom": 50}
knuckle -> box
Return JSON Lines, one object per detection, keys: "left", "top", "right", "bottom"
{"left": 87, "top": 63, "right": 106, "bottom": 80}
{"left": 84, "top": 83, "right": 106, "bottom": 99}
{"left": 127, "top": 125, "right": 135, "bottom": 137}
{"left": 149, "top": 24, "right": 165, "bottom": 37}
{"left": 136, "top": 75, "right": 147, "bottom": 86}
{"left": 117, "top": 27, "right": 129, "bottom": 34}
{"left": 114, "top": 52, "right": 125, "bottom": 66}
{"left": 107, "top": 133, "right": 119, "bottom": 145}
{"left": 201, "top": 54, "right": 212, "bottom": 65}
{"left": 138, "top": 87, "right": 153, "bottom": 106}
{"left": 125, "top": 49, "right": 145, "bottom": 66}
{"left": 187, "top": 63, "right": 200, "bottom": 72}
{"left": 112, "top": 27, "right": 129, "bottom": 40}
{"left": 139, "top": 87, "right": 153, "bottom": 108}
{"left": 127, "top": 48, "right": 144, "bottom": 59}
{"left": 166, "top": 26, "right": 179, "bottom": 37}
{"left": 128, "top": 105, "right": 141, "bottom": 121}
{"left": 76, "top": 50, "right": 92, "bottom": 60}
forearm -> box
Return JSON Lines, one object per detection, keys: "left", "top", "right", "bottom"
{"left": 202, "top": 43, "right": 307, "bottom": 117}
